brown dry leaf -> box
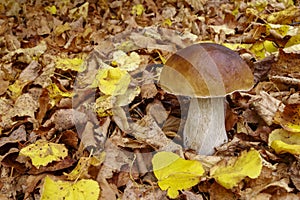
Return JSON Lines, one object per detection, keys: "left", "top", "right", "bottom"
{"left": 2, "top": 41, "right": 47, "bottom": 63}
{"left": 146, "top": 100, "right": 168, "bottom": 125}
{"left": 182, "top": 190, "right": 204, "bottom": 200}
{"left": 43, "top": 109, "right": 88, "bottom": 131}
{"left": 250, "top": 91, "right": 284, "bottom": 126}
{"left": 130, "top": 115, "right": 183, "bottom": 153}
{"left": 140, "top": 83, "right": 158, "bottom": 99}
{"left": 122, "top": 180, "right": 167, "bottom": 200}
{"left": 208, "top": 182, "right": 236, "bottom": 200}
{"left": 97, "top": 177, "right": 118, "bottom": 200}
{"left": 0, "top": 125, "right": 26, "bottom": 147}
{"left": 98, "top": 140, "right": 134, "bottom": 179}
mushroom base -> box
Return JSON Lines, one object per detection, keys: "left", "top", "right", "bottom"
{"left": 184, "top": 97, "right": 228, "bottom": 155}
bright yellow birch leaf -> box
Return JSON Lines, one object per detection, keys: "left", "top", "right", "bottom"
{"left": 93, "top": 67, "right": 131, "bottom": 96}
{"left": 274, "top": 104, "right": 300, "bottom": 132}
{"left": 152, "top": 152, "right": 204, "bottom": 199}
{"left": 56, "top": 57, "right": 86, "bottom": 72}
{"left": 210, "top": 149, "right": 262, "bottom": 189}
{"left": 19, "top": 140, "right": 68, "bottom": 168}
{"left": 268, "top": 129, "right": 300, "bottom": 154}
{"left": 40, "top": 176, "right": 100, "bottom": 200}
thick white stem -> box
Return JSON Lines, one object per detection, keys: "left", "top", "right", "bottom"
{"left": 183, "top": 97, "right": 228, "bottom": 155}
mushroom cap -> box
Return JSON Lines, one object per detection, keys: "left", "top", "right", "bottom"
{"left": 159, "top": 43, "right": 254, "bottom": 98}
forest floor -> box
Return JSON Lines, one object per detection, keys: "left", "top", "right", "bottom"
{"left": 1, "top": 0, "right": 300, "bottom": 199}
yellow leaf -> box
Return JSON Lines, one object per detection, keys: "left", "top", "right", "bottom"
{"left": 267, "top": 6, "right": 300, "bottom": 24}
{"left": 45, "top": 5, "right": 57, "bottom": 14}
{"left": 269, "top": 129, "right": 300, "bottom": 154}
{"left": 264, "top": 40, "right": 278, "bottom": 53}
{"left": 94, "top": 95, "right": 113, "bottom": 117}
{"left": 8, "top": 80, "right": 29, "bottom": 100}
{"left": 152, "top": 152, "right": 204, "bottom": 199}
{"left": 210, "top": 149, "right": 262, "bottom": 189}
{"left": 250, "top": 42, "right": 266, "bottom": 59}
{"left": 285, "top": 33, "right": 300, "bottom": 47}
{"left": 274, "top": 104, "right": 300, "bottom": 132}
{"left": 112, "top": 51, "right": 141, "bottom": 71}
{"left": 56, "top": 57, "right": 86, "bottom": 72}
{"left": 19, "top": 140, "right": 68, "bottom": 168}
{"left": 131, "top": 4, "right": 144, "bottom": 16}
{"left": 222, "top": 43, "right": 252, "bottom": 51}
{"left": 69, "top": 2, "right": 89, "bottom": 20}
{"left": 266, "top": 23, "right": 290, "bottom": 37}
{"left": 163, "top": 18, "right": 172, "bottom": 27}
{"left": 65, "top": 154, "right": 105, "bottom": 180}
{"left": 47, "top": 83, "right": 74, "bottom": 107}
{"left": 40, "top": 176, "right": 100, "bottom": 200}
{"left": 93, "top": 67, "right": 131, "bottom": 96}
{"left": 54, "top": 23, "right": 71, "bottom": 35}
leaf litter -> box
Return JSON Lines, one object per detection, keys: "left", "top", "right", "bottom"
{"left": 1, "top": 0, "right": 300, "bottom": 199}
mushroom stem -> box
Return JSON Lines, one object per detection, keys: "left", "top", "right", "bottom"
{"left": 184, "top": 97, "right": 228, "bottom": 155}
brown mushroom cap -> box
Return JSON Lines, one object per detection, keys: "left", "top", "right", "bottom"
{"left": 159, "top": 43, "right": 254, "bottom": 98}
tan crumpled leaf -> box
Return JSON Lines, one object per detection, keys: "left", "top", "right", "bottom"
{"left": 2, "top": 41, "right": 47, "bottom": 63}
{"left": 268, "top": 128, "right": 300, "bottom": 154}
{"left": 208, "top": 24, "right": 235, "bottom": 35}
{"left": 210, "top": 149, "right": 262, "bottom": 189}
{"left": 112, "top": 50, "right": 141, "bottom": 71}
{"left": 251, "top": 91, "right": 284, "bottom": 126}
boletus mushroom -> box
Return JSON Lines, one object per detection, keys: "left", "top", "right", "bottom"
{"left": 159, "top": 43, "right": 254, "bottom": 155}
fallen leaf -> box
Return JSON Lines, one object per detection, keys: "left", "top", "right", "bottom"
{"left": 45, "top": 5, "right": 57, "bottom": 14}
{"left": 40, "top": 176, "right": 100, "bottom": 200}
{"left": 112, "top": 50, "right": 141, "bottom": 71}
{"left": 47, "top": 83, "right": 74, "bottom": 107}
{"left": 152, "top": 151, "right": 204, "bottom": 199}
{"left": 131, "top": 4, "right": 145, "bottom": 16}
{"left": 266, "top": 6, "right": 300, "bottom": 24}
{"left": 93, "top": 67, "right": 131, "bottom": 96}
{"left": 19, "top": 140, "right": 68, "bottom": 168}
{"left": 210, "top": 149, "right": 262, "bottom": 189}
{"left": 65, "top": 153, "right": 105, "bottom": 180}
{"left": 268, "top": 128, "right": 300, "bottom": 155}
{"left": 55, "top": 57, "right": 86, "bottom": 72}
{"left": 68, "top": 2, "right": 89, "bottom": 20}
{"left": 274, "top": 104, "right": 300, "bottom": 132}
